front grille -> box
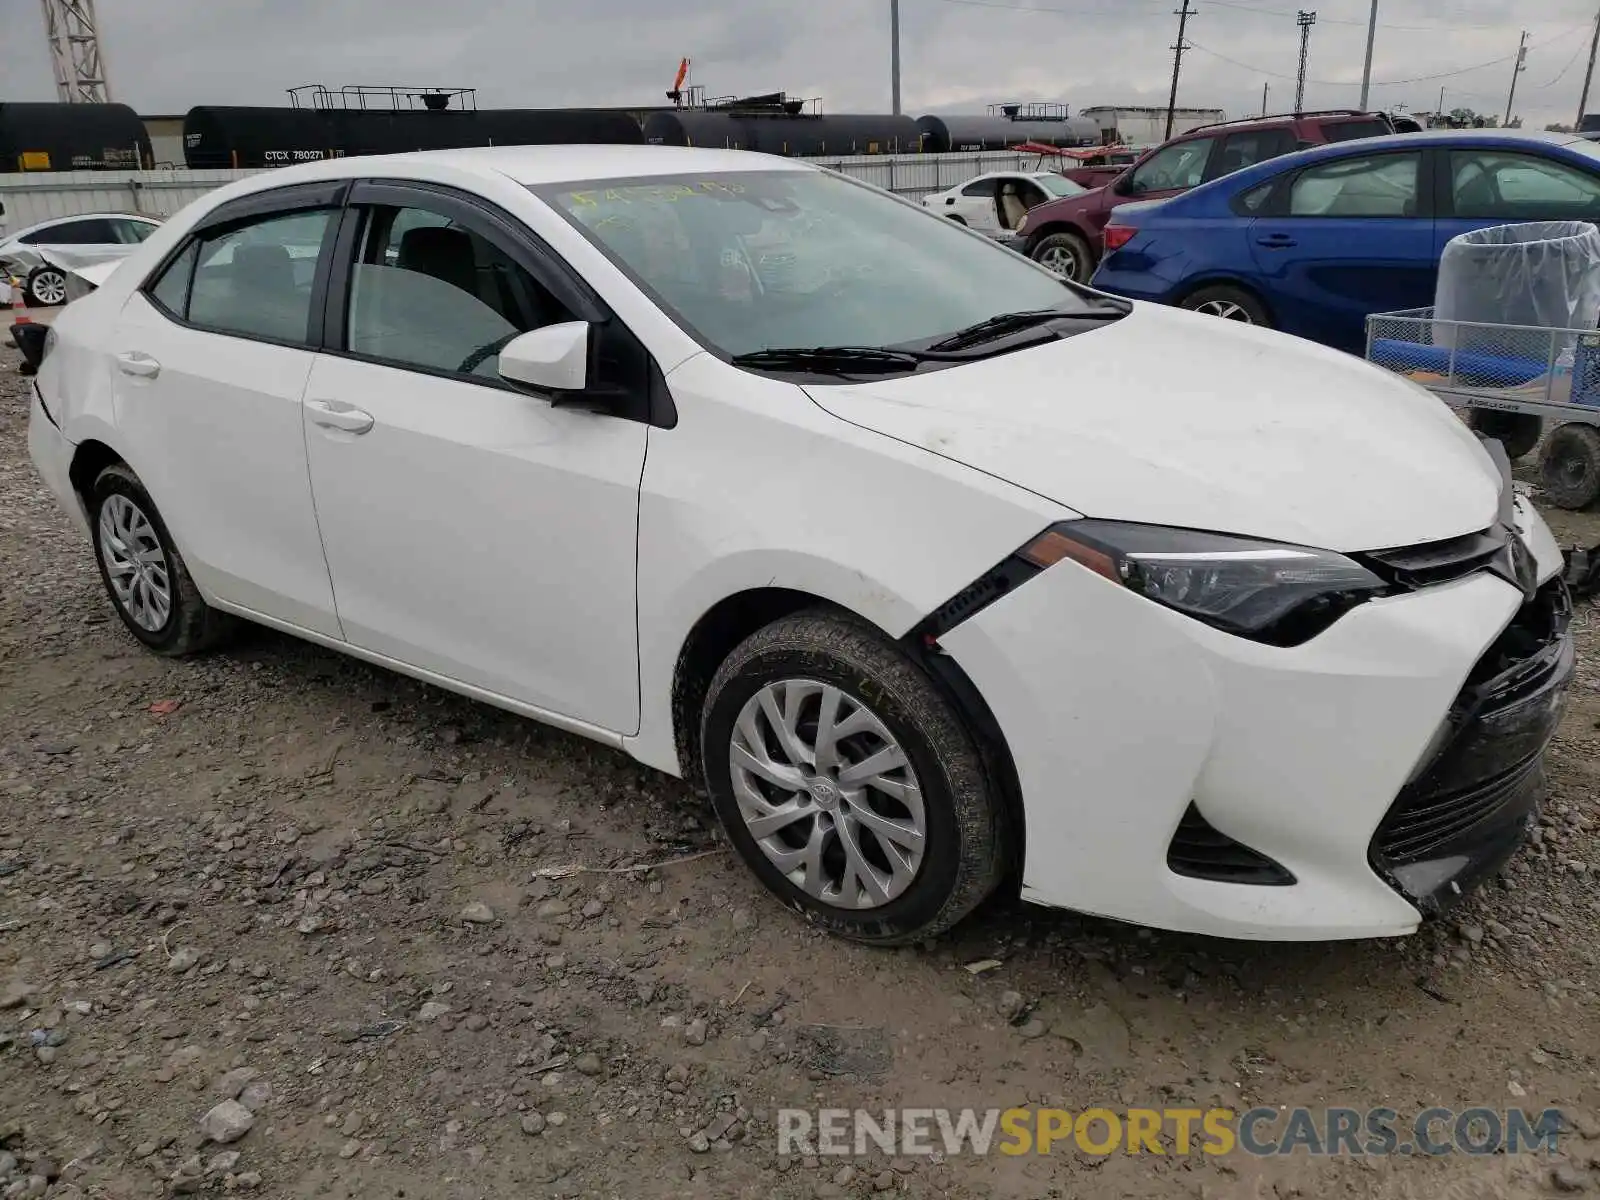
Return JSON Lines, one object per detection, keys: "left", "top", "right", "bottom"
{"left": 1369, "top": 578, "right": 1573, "bottom": 903}
{"left": 1360, "top": 526, "right": 1507, "bottom": 590}
{"left": 1167, "top": 804, "right": 1295, "bottom": 885}
{"left": 1375, "top": 754, "right": 1542, "bottom": 863}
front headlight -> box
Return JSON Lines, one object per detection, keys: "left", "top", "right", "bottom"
{"left": 1019, "top": 520, "right": 1388, "bottom": 645}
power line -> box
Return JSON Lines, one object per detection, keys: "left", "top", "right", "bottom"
{"left": 1187, "top": 20, "right": 1593, "bottom": 88}
{"left": 931, "top": 0, "right": 1589, "bottom": 33}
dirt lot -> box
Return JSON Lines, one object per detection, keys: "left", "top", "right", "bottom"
{"left": 4, "top": 340, "right": 1600, "bottom": 1200}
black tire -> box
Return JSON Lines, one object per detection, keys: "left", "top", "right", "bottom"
{"left": 25, "top": 264, "right": 67, "bottom": 308}
{"left": 1539, "top": 422, "right": 1600, "bottom": 510}
{"left": 1467, "top": 409, "right": 1542, "bottom": 461}
{"left": 1028, "top": 230, "right": 1094, "bottom": 281}
{"left": 89, "top": 463, "right": 235, "bottom": 655}
{"left": 1179, "top": 284, "right": 1272, "bottom": 327}
{"left": 945, "top": 214, "right": 968, "bottom": 225}
{"left": 700, "top": 609, "right": 1006, "bottom": 945}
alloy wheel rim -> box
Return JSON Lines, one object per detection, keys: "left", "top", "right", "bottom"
{"left": 31, "top": 270, "right": 66, "bottom": 305}
{"left": 1037, "top": 245, "right": 1079, "bottom": 279}
{"left": 1193, "top": 299, "right": 1253, "bottom": 321}
{"left": 728, "top": 678, "right": 927, "bottom": 910}
{"left": 98, "top": 494, "right": 172, "bottom": 632}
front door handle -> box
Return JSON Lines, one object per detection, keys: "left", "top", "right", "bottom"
{"left": 115, "top": 351, "right": 160, "bottom": 379}
{"left": 307, "top": 399, "right": 374, "bottom": 435}
{"left": 1256, "top": 234, "right": 1297, "bottom": 248}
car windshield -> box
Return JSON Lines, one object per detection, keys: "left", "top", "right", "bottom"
{"left": 531, "top": 169, "right": 1103, "bottom": 359}
{"left": 1035, "top": 174, "right": 1084, "bottom": 197}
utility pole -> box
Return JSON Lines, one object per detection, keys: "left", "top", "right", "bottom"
{"left": 1294, "top": 11, "right": 1316, "bottom": 113}
{"left": 889, "top": 0, "right": 902, "bottom": 116}
{"left": 1357, "top": 0, "right": 1379, "bottom": 110}
{"left": 1261, "top": 81, "right": 1270, "bottom": 116}
{"left": 1165, "top": 0, "right": 1196, "bottom": 140}
{"left": 1503, "top": 29, "right": 1527, "bottom": 127}
{"left": 1438, "top": 85, "right": 1445, "bottom": 122}
{"left": 1576, "top": 6, "right": 1600, "bottom": 131}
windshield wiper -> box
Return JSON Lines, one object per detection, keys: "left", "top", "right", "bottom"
{"left": 924, "top": 306, "right": 1121, "bottom": 353}
{"left": 730, "top": 346, "right": 929, "bottom": 374}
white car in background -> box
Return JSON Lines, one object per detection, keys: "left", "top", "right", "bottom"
{"left": 921, "top": 171, "right": 1085, "bottom": 241}
{"left": 1, "top": 212, "right": 161, "bottom": 306}
{"left": 26, "top": 145, "right": 1572, "bottom": 946}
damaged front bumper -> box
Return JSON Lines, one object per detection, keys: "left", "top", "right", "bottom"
{"left": 1369, "top": 576, "right": 1575, "bottom": 914}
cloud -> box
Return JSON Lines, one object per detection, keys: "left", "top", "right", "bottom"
{"left": 1, "top": 0, "right": 1593, "bottom": 129}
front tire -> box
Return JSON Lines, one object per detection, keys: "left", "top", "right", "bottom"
{"left": 90, "top": 463, "right": 235, "bottom": 655}
{"left": 1540, "top": 422, "right": 1600, "bottom": 510}
{"left": 26, "top": 265, "right": 67, "bottom": 308}
{"left": 1028, "top": 230, "right": 1094, "bottom": 281}
{"left": 700, "top": 610, "right": 1006, "bottom": 945}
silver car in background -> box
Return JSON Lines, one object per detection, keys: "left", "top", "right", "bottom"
{"left": 1, "top": 212, "right": 161, "bottom": 306}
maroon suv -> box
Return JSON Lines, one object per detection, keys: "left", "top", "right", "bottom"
{"left": 1017, "top": 110, "right": 1401, "bottom": 280}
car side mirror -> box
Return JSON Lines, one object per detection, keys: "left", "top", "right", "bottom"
{"left": 498, "top": 322, "right": 591, "bottom": 395}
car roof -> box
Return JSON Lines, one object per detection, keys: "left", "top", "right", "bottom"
{"left": 254, "top": 144, "right": 816, "bottom": 191}
{"left": 16, "top": 211, "right": 158, "bottom": 233}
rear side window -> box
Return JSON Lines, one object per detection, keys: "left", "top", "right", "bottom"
{"left": 147, "top": 208, "right": 333, "bottom": 345}
{"left": 1319, "top": 119, "right": 1391, "bottom": 143}
{"left": 147, "top": 241, "right": 198, "bottom": 317}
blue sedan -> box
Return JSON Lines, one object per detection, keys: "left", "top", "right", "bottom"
{"left": 1089, "top": 129, "right": 1600, "bottom": 354}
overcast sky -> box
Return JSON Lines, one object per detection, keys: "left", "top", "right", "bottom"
{"left": 1, "top": 0, "right": 1594, "bottom": 130}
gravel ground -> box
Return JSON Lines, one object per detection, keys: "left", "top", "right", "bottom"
{"left": 4, "top": 338, "right": 1600, "bottom": 1199}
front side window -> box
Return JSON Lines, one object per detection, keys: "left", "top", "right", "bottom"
{"left": 113, "top": 218, "right": 159, "bottom": 244}
{"left": 185, "top": 208, "right": 333, "bottom": 345}
{"left": 1288, "top": 152, "right": 1420, "bottom": 217}
{"left": 533, "top": 170, "right": 1103, "bottom": 359}
{"left": 1214, "top": 129, "right": 1297, "bottom": 177}
{"left": 1450, "top": 150, "right": 1600, "bottom": 218}
{"left": 25, "top": 218, "right": 116, "bottom": 246}
{"left": 1126, "top": 137, "right": 1217, "bottom": 194}
{"left": 345, "top": 204, "right": 573, "bottom": 379}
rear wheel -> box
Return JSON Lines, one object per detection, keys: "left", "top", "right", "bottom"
{"left": 1029, "top": 231, "right": 1094, "bottom": 281}
{"left": 945, "top": 214, "right": 968, "bottom": 225}
{"left": 699, "top": 610, "right": 1006, "bottom": 945}
{"left": 1179, "top": 284, "right": 1271, "bottom": 326}
{"left": 25, "top": 265, "right": 67, "bottom": 307}
{"left": 1540, "top": 422, "right": 1600, "bottom": 510}
{"left": 90, "top": 463, "right": 235, "bottom": 655}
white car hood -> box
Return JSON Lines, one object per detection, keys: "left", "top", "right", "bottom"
{"left": 804, "top": 304, "right": 1504, "bottom": 552}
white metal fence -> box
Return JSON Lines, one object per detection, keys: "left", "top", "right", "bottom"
{"left": 0, "top": 151, "right": 1038, "bottom": 229}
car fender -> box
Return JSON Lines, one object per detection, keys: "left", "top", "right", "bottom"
{"left": 624, "top": 352, "right": 1072, "bottom": 776}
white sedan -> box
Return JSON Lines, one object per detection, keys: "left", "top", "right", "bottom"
{"left": 28, "top": 144, "right": 1572, "bottom": 944}
{"left": 921, "top": 171, "right": 1085, "bottom": 239}
{"left": 0, "top": 212, "right": 161, "bottom": 306}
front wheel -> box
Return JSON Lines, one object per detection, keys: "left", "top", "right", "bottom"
{"left": 26, "top": 265, "right": 67, "bottom": 307}
{"left": 1179, "top": 284, "right": 1271, "bottom": 326}
{"left": 699, "top": 610, "right": 1007, "bottom": 945}
{"left": 90, "top": 463, "right": 236, "bottom": 655}
{"left": 1028, "top": 231, "right": 1094, "bottom": 281}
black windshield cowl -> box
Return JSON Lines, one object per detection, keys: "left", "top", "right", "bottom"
{"left": 923, "top": 303, "right": 1128, "bottom": 353}
{"left": 729, "top": 346, "right": 933, "bottom": 376}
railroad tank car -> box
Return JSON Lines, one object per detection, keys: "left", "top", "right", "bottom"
{"left": 642, "top": 110, "right": 923, "bottom": 156}
{"left": 914, "top": 114, "right": 1101, "bottom": 153}
{"left": 182, "top": 106, "right": 645, "bottom": 169}
{"left": 0, "top": 102, "right": 152, "bottom": 172}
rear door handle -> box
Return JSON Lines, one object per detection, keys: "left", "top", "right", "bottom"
{"left": 306, "top": 399, "right": 374, "bottom": 435}
{"left": 115, "top": 351, "right": 160, "bottom": 379}
{"left": 1256, "top": 234, "right": 1297, "bottom": 248}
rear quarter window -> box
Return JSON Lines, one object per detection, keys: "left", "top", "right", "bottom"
{"left": 1319, "top": 120, "right": 1391, "bottom": 143}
